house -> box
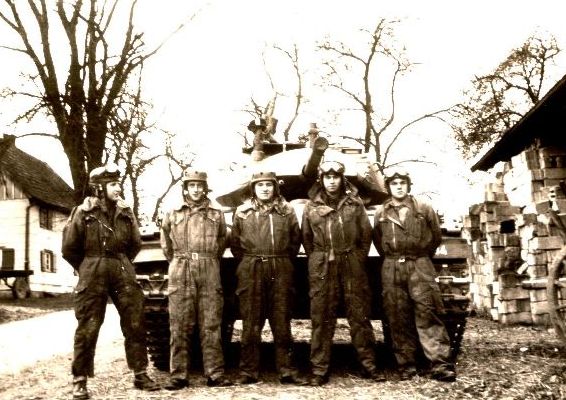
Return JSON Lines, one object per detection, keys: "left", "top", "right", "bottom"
{"left": 462, "top": 74, "right": 566, "bottom": 325}
{"left": 0, "top": 134, "right": 77, "bottom": 296}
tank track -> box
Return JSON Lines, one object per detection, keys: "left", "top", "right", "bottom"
{"left": 441, "top": 308, "right": 469, "bottom": 362}
{"left": 143, "top": 299, "right": 170, "bottom": 372}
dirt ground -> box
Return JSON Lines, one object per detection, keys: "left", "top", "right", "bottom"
{"left": 1, "top": 298, "right": 566, "bottom": 400}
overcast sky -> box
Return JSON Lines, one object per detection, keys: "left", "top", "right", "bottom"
{"left": 2, "top": 0, "right": 566, "bottom": 216}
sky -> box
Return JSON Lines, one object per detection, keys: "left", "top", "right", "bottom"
{"left": 1, "top": 0, "right": 566, "bottom": 217}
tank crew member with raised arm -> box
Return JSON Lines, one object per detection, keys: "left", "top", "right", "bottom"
{"left": 160, "top": 168, "right": 232, "bottom": 389}
{"left": 372, "top": 169, "right": 456, "bottom": 382}
{"left": 302, "top": 160, "right": 385, "bottom": 386}
{"left": 231, "top": 171, "right": 306, "bottom": 385}
{"left": 62, "top": 163, "right": 159, "bottom": 400}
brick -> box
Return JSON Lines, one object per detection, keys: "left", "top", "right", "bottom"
{"left": 515, "top": 213, "right": 538, "bottom": 227}
{"left": 480, "top": 211, "right": 496, "bottom": 223}
{"left": 498, "top": 272, "right": 522, "bottom": 288}
{"left": 499, "top": 312, "right": 532, "bottom": 325}
{"left": 529, "top": 288, "right": 548, "bottom": 302}
{"left": 486, "top": 232, "right": 503, "bottom": 247}
{"left": 526, "top": 252, "right": 547, "bottom": 266}
{"left": 503, "top": 234, "right": 521, "bottom": 247}
{"left": 499, "top": 286, "right": 530, "bottom": 300}
{"left": 485, "top": 183, "right": 505, "bottom": 193}
{"left": 489, "top": 308, "right": 499, "bottom": 321}
{"left": 528, "top": 236, "right": 564, "bottom": 251}
{"left": 525, "top": 264, "right": 548, "bottom": 279}
{"left": 543, "top": 168, "right": 566, "bottom": 180}
{"left": 530, "top": 301, "right": 550, "bottom": 315}
{"left": 493, "top": 205, "right": 521, "bottom": 218}
{"left": 497, "top": 299, "right": 519, "bottom": 314}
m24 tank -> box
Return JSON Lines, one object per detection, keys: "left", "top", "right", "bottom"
{"left": 134, "top": 137, "right": 470, "bottom": 371}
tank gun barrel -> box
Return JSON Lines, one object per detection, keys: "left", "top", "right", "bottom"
{"left": 302, "top": 137, "right": 329, "bottom": 180}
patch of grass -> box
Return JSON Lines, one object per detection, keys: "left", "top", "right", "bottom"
{"left": 0, "top": 292, "right": 74, "bottom": 311}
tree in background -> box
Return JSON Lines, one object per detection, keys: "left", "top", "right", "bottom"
{"left": 239, "top": 43, "right": 306, "bottom": 148}
{"left": 451, "top": 34, "right": 561, "bottom": 158}
{"left": 0, "top": 0, "right": 190, "bottom": 202}
{"left": 317, "top": 18, "right": 450, "bottom": 170}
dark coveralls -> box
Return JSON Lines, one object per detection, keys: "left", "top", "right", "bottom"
{"left": 62, "top": 197, "right": 148, "bottom": 377}
{"left": 231, "top": 197, "right": 301, "bottom": 380}
{"left": 160, "top": 199, "right": 227, "bottom": 381}
{"left": 302, "top": 183, "right": 378, "bottom": 378}
{"left": 372, "top": 195, "right": 452, "bottom": 371}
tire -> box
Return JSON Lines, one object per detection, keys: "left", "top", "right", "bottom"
{"left": 547, "top": 245, "right": 566, "bottom": 343}
{"left": 12, "top": 277, "right": 30, "bottom": 299}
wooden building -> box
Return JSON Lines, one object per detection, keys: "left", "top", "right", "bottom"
{"left": 463, "top": 74, "right": 566, "bottom": 324}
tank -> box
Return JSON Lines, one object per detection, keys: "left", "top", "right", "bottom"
{"left": 134, "top": 136, "right": 470, "bottom": 371}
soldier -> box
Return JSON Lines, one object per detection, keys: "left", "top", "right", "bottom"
{"left": 302, "top": 161, "right": 385, "bottom": 386}
{"left": 231, "top": 171, "right": 305, "bottom": 385}
{"left": 372, "top": 169, "right": 456, "bottom": 382}
{"left": 62, "top": 164, "right": 159, "bottom": 400}
{"left": 160, "top": 168, "right": 232, "bottom": 389}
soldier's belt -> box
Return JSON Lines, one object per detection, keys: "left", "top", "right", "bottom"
{"left": 85, "top": 251, "right": 125, "bottom": 259}
{"left": 313, "top": 248, "right": 353, "bottom": 254}
{"left": 245, "top": 253, "right": 288, "bottom": 262}
{"left": 174, "top": 252, "right": 216, "bottom": 260}
{"left": 385, "top": 254, "right": 427, "bottom": 263}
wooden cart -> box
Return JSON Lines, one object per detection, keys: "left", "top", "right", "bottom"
{"left": 0, "top": 269, "right": 33, "bottom": 299}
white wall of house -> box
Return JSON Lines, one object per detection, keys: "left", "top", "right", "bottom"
{"left": 27, "top": 205, "right": 77, "bottom": 294}
{"left": 0, "top": 175, "right": 77, "bottom": 294}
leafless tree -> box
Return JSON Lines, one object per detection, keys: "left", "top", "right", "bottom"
{"left": 451, "top": 34, "right": 560, "bottom": 158}
{"left": 318, "top": 18, "right": 450, "bottom": 170}
{"left": 0, "top": 0, "right": 192, "bottom": 201}
{"left": 238, "top": 43, "right": 306, "bottom": 146}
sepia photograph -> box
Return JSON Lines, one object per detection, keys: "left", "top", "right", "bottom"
{"left": 1, "top": 0, "right": 565, "bottom": 399}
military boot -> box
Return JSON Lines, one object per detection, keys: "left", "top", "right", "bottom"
{"left": 72, "top": 376, "right": 89, "bottom": 400}
{"left": 133, "top": 371, "right": 160, "bottom": 391}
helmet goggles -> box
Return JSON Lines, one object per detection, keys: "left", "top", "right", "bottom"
{"left": 319, "top": 161, "right": 345, "bottom": 175}
{"left": 89, "top": 163, "right": 121, "bottom": 184}
{"left": 384, "top": 169, "right": 411, "bottom": 186}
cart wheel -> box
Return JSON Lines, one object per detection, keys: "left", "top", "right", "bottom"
{"left": 547, "top": 245, "right": 566, "bottom": 343}
{"left": 12, "top": 277, "right": 30, "bottom": 299}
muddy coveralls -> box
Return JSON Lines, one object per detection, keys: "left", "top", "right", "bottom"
{"left": 231, "top": 197, "right": 301, "bottom": 380}
{"left": 62, "top": 197, "right": 148, "bottom": 378}
{"left": 372, "top": 195, "right": 453, "bottom": 373}
{"left": 160, "top": 199, "right": 227, "bottom": 381}
{"left": 302, "top": 183, "right": 378, "bottom": 378}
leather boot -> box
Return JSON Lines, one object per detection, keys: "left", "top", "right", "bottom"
{"left": 133, "top": 372, "right": 160, "bottom": 391}
{"left": 72, "top": 376, "right": 90, "bottom": 400}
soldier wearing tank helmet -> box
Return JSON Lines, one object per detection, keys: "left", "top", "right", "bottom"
{"left": 160, "top": 168, "right": 232, "bottom": 389}
{"left": 302, "top": 160, "right": 385, "bottom": 386}
{"left": 230, "top": 171, "right": 305, "bottom": 385}
{"left": 372, "top": 169, "right": 456, "bottom": 382}
{"left": 62, "top": 163, "right": 159, "bottom": 400}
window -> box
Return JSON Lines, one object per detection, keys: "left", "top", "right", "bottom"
{"left": 1, "top": 248, "right": 15, "bottom": 270}
{"left": 39, "top": 208, "right": 53, "bottom": 230}
{"left": 40, "top": 250, "right": 56, "bottom": 273}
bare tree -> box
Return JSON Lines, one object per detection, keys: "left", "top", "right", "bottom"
{"left": 238, "top": 43, "right": 306, "bottom": 146}
{"left": 451, "top": 34, "right": 560, "bottom": 158}
{"left": 0, "top": 0, "right": 192, "bottom": 201}
{"left": 318, "top": 18, "right": 450, "bottom": 169}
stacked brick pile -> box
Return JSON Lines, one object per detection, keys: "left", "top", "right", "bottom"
{"left": 463, "top": 146, "right": 566, "bottom": 325}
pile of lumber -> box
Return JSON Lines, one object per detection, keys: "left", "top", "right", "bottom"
{"left": 463, "top": 146, "right": 566, "bottom": 325}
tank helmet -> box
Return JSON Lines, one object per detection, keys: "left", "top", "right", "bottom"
{"left": 249, "top": 171, "right": 280, "bottom": 196}
{"left": 384, "top": 169, "right": 412, "bottom": 192}
{"left": 182, "top": 168, "right": 209, "bottom": 193}
{"left": 89, "top": 163, "right": 121, "bottom": 185}
{"left": 318, "top": 160, "right": 345, "bottom": 177}
{"left": 182, "top": 168, "right": 207, "bottom": 183}
{"left": 88, "top": 163, "right": 121, "bottom": 197}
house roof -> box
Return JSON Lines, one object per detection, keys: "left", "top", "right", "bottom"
{"left": 471, "top": 73, "right": 566, "bottom": 171}
{"left": 0, "top": 135, "right": 75, "bottom": 211}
